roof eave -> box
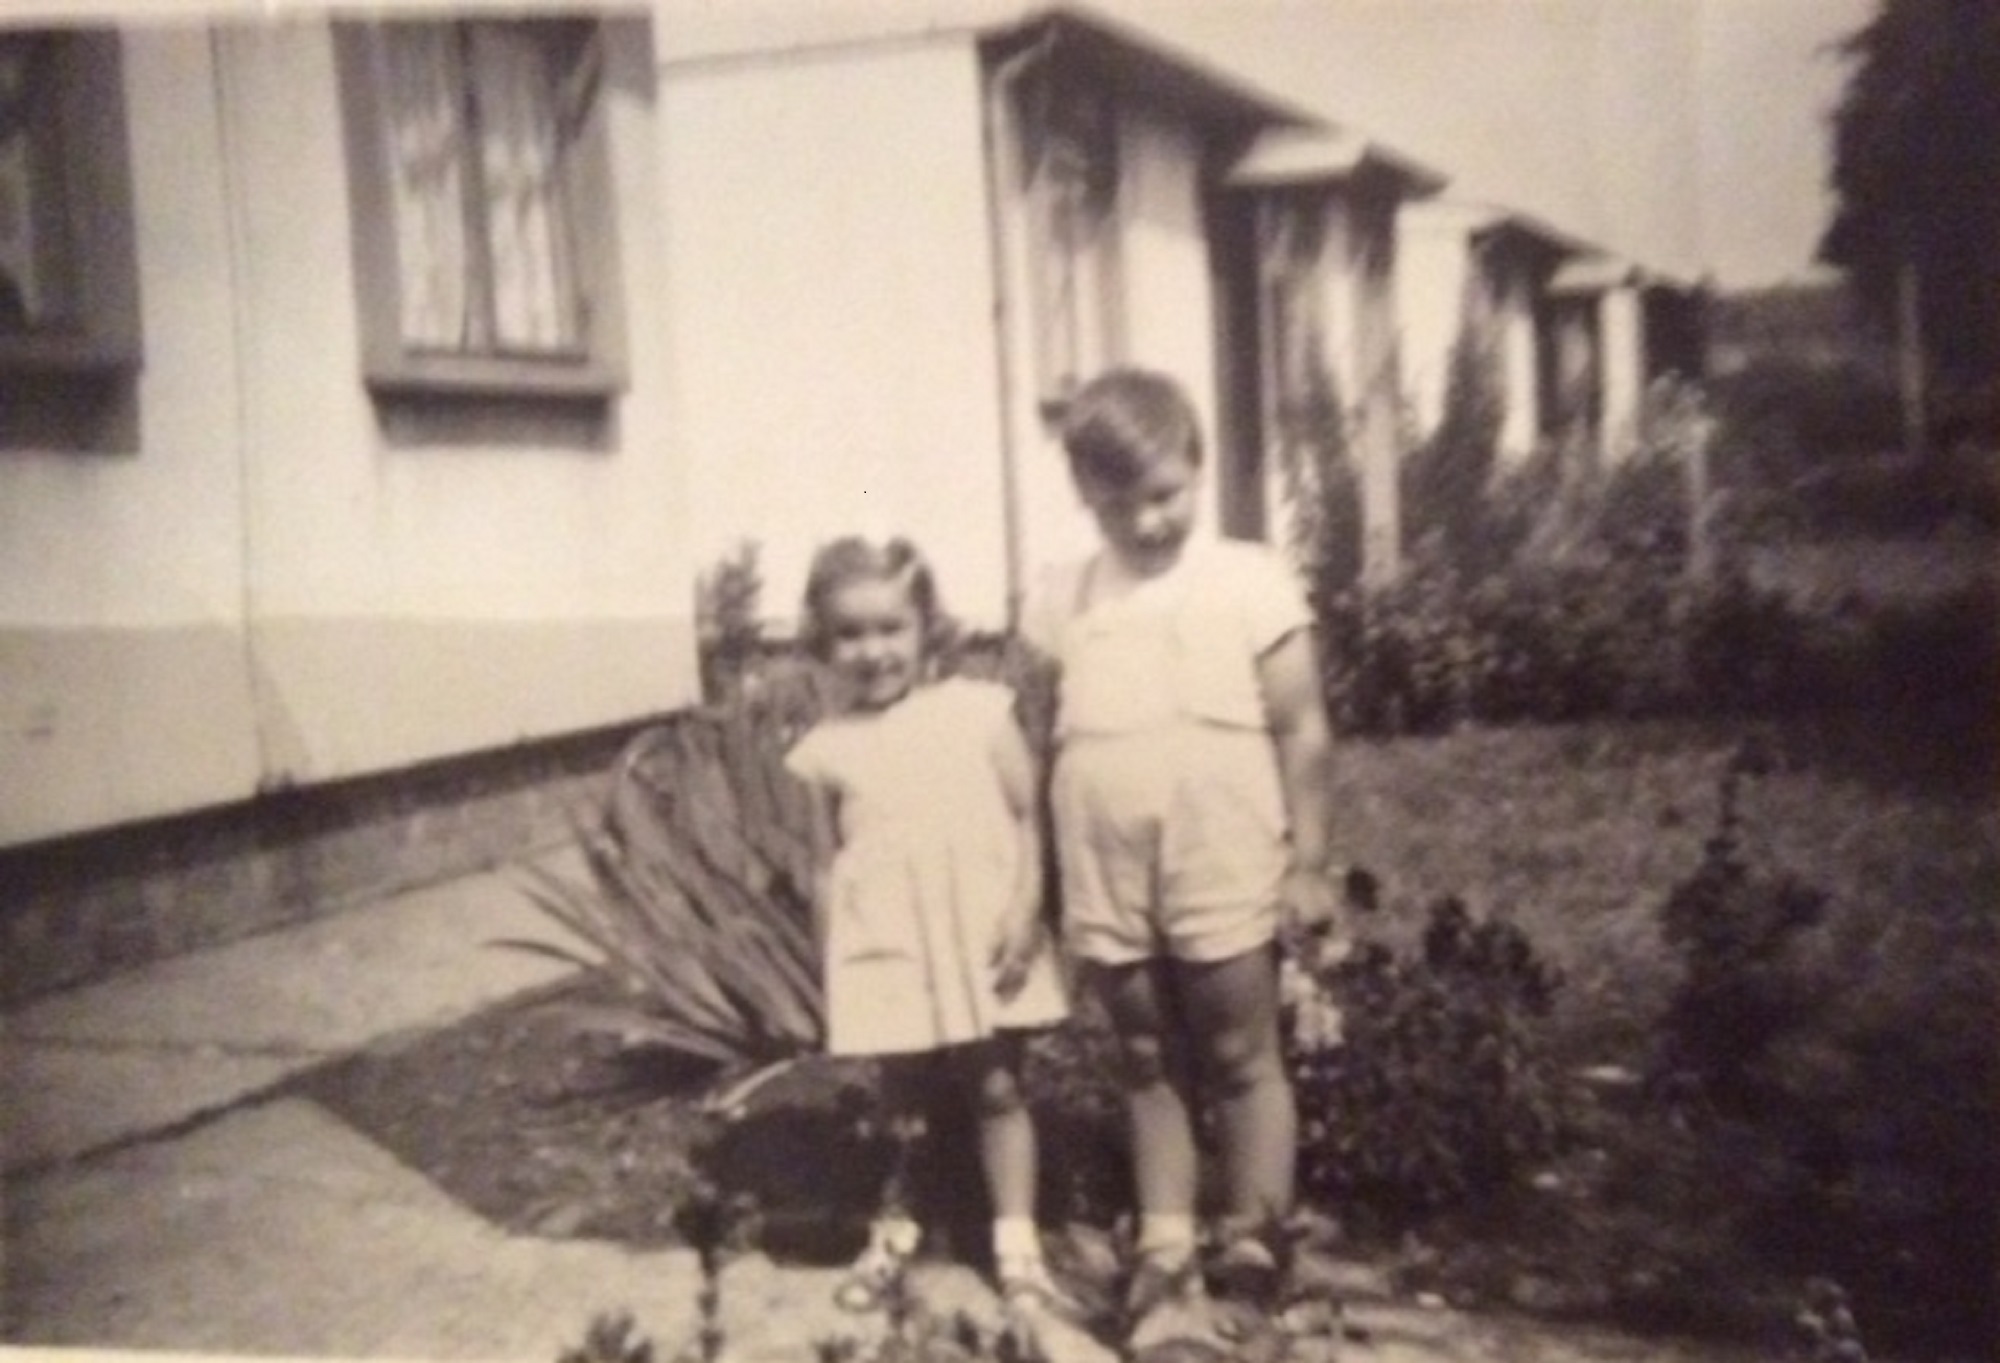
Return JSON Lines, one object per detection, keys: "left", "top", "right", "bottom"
{"left": 1549, "top": 255, "right": 1700, "bottom": 297}
{"left": 982, "top": 6, "right": 1318, "bottom": 134}
{"left": 1222, "top": 129, "right": 1448, "bottom": 198}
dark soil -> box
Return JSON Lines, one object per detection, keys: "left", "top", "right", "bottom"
{"left": 298, "top": 978, "right": 1131, "bottom": 1264}
{"left": 300, "top": 979, "right": 717, "bottom": 1246}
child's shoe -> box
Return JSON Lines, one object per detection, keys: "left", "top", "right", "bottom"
{"left": 997, "top": 1254, "right": 1091, "bottom": 1326}
{"left": 833, "top": 1217, "right": 920, "bottom": 1313}
{"left": 1124, "top": 1253, "right": 1220, "bottom": 1358}
{"left": 1206, "top": 1226, "right": 1283, "bottom": 1306}
{"left": 1000, "top": 1247, "right": 1096, "bottom": 1311}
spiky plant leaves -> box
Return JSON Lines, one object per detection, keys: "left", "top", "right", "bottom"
{"left": 499, "top": 697, "right": 828, "bottom": 1089}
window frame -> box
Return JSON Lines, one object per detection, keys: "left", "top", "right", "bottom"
{"left": 0, "top": 29, "right": 142, "bottom": 387}
{"left": 1014, "top": 63, "right": 1124, "bottom": 420}
{"left": 334, "top": 18, "right": 626, "bottom": 404}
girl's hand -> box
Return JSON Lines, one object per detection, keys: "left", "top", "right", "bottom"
{"left": 990, "top": 914, "right": 1045, "bottom": 1001}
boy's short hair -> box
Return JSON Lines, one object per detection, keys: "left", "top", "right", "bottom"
{"left": 1059, "top": 367, "right": 1204, "bottom": 487}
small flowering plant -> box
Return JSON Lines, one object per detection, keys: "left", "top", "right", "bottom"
{"left": 1281, "top": 893, "right": 1569, "bottom": 1227}
{"left": 1280, "top": 933, "right": 1349, "bottom": 1055}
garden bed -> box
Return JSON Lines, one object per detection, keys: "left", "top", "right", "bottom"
{"left": 301, "top": 709, "right": 1996, "bottom": 1360}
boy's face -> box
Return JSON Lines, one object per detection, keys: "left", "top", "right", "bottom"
{"left": 1075, "top": 450, "right": 1201, "bottom": 576}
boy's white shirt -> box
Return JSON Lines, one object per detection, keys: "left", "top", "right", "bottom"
{"left": 1021, "top": 536, "right": 1309, "bottom": 736}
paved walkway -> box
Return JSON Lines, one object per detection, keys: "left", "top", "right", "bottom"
{"left": 0, "top": 851, "right": 1005, "bottom": 1362}
{"left": 2, "top": 852, "right": 1747, "bottom": 1363}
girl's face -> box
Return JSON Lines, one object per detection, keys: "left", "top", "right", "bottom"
{"left": 821, "top": 575, "right": 925, "bottom": 710}
{"left": 1076, "top": 450, "right": 1201, "bottom": 576}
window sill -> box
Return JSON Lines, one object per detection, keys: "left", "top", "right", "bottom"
{"left": 0, "top": 333, "right": 141, "bottom": 378}
{"left": 364, "top": 351, "right": 626, "bottom": 403}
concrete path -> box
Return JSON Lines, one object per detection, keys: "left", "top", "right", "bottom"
{"left": 1, "top": 850, "right": 1753, "bottom": 1363}
{"left": 2, "top": 853, "right": 584, "bottom": 1175}
{"left": 0, "top": 850, "right": 1001, "bottom": 1362}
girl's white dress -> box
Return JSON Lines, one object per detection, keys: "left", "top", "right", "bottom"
{"left": 784, "top": 678, "right": 1068, "bottom": 1057}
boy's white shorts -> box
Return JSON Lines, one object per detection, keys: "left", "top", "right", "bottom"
{"left": 1052, "top": 723, "right": 1287, "bottom": 966}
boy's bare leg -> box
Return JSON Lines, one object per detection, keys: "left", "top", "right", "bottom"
{"left": 1179, "top": 944, "right": 1295, "bottom": 1226}
{"left": 1085, "top": 958, "right": 1201, "bottom": 1225}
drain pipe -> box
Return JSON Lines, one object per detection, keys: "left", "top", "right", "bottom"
{"left": 980, "top": 28, "right": 1056, "bottom": 632}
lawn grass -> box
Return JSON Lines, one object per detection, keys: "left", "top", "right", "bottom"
{"left": 1317, "top": 706, "right": 1996, "bottom": 1355}
{"left": 1325, "top": 709, "right": 1997, "bottom": 1070}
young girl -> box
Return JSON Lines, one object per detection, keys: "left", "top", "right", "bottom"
{"left": 1023, "top": 368, "right": 1340, "bottom": 1348}
{"left": 784, "top": 536, "right": 1075, "bottom": 1318}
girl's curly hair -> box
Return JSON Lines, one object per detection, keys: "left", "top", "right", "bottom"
{"left": 799, "top": 536, "right": 959, "bottom": 667}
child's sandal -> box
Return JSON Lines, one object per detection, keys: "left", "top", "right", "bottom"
{"left": 998, "top": 1257, "right": 1090, "bottom": 1327}
{"left": 833, "top": 1220, "right": 918, "bottom": 1313}
{"left": 832, "top": 1245, "right": 899, "bottom": 1313}
{"left": 1208, "top": 1229, "right": 1283, "bottom": 1304}
{"left": 1125, "top": 1254, "right": 1217, "bottom": 1355}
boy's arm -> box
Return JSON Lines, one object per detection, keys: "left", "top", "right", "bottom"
{"left": 1257, "top": 625, "right": 1340, "bottom": 935}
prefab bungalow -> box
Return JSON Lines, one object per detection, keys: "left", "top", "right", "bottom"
{"left": 1398, "top": 196, "right": 1706, "bottom": 472}
{"left": 1214, "top": 126, "right": 1446, "bottom": 583}
{"left": 652, "top": 1, "right": 1320, "bottom": 629}
{"left": 0, "top": 12, "right": 697, "bottom": 993}
{"left": 1545, "top": 254, "right": 1707, "bottom": 462}
{"left": 1396, "top": 197, "right": 1593, "bottom": 467}
{"left": 0, "top": 0, "right": 1440, "bottom": 997}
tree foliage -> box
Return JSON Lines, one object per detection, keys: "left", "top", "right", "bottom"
{"left": 1819, "top": 0, "right": 2000, "bottom": 394}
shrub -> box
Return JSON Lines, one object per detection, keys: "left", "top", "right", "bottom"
{"left": 696, "top": 542, "right": 766, "bottom": 704}
{"left": 1705, "top": 357, "right": 1903, "bottom": 486}
{"left": 1276, "top": 336, "right": 1364, "bottom": 597}
{"left": 1316, "top": 549, "right": 1477, "bottom": 734}
{"left": 1403, "top": 328, "right": 1505, "bottom": 569}
{"left": 1642, "top": 742, "right": 2000, "bottom": 1355}
{"left": 1319, "top": 521, "right": 1997, "bottom": 735}
{"left": 1786, "top": 451, "right": 2000, "bottom": 539}
{"left": 1285, "top": 898, "right": 1569, "bottom": 1230}
{"left": 1653, "top": 743, "right": 1829, "bottom": 1113}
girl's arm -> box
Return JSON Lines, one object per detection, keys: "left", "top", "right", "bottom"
{"left": 800, "top": 784, "right": 841, "bottom": 949}
{"left": 989, "top": 715, "right": 1047, "bottom": 1000}
{"left": 1258, "top": 625, "right": 1339, "bottom": 936}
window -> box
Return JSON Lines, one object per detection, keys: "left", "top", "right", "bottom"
{"left": 1015, "top": 70, "right": 1122, "bottom": 416}
{"left": 0, "top": 33, "right": 67, "bottom": 334}
{"left": 338, "top": 19, "right": 625, "bottom": 402}
{"left": 0, "top": 29, "right": 141, "bottom": 450}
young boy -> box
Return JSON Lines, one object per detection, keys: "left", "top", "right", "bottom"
{"left": 1022, "top": 368, "right": 1339, "bottom": 1347}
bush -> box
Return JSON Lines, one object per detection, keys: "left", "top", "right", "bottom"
{"left": 1639, "top": 743, "right": 2000, "bottom": 1355}
{"left": 1285, "top": 898, "right": 1569, "bottom": 1231}
{"left": 1276, "top": 336, "right": 1365, "bottom": 596}
{"left": 696, "top": 542, "right": 765, "bottom": 704}
{"left": 1318, "top": 530, "right": 1997, "bottom": 736}
{"left": 1317, "top": 549, "right": 1691, "bottom": 735}
{"left": 1705, "top": 357, "right": 1903, "bottom": 486}
{"left": 1403, "top": 330, "right": 1505, "bottom": 570}
{"left": 1786, "top": 451, "right": 2000, "bottom": 539}
{"left": 1315, "top": 367, "right": 1998, "bottom": 732}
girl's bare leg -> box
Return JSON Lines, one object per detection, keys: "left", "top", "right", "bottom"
{"left": 949, "top": 1036, "right": 1036, "bottom": 1221}
{"left": 875, "top": 1056, "right": 932, "bottom": 1219}
{"left": 835, "top": 1056, "right": 929, "bottom": 1311}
